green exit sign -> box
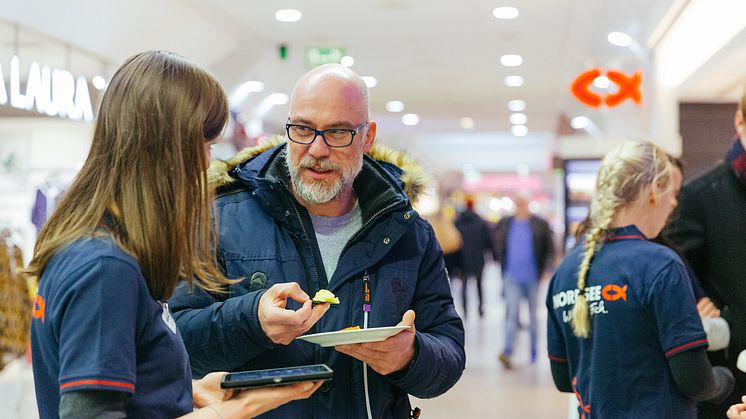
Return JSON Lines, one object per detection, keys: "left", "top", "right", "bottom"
{"left": 306, "top": 47, "right": 346, "bottom": 68}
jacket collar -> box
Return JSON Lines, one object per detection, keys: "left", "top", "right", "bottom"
{"left": 209, "top": 136, "right": 429, "bottom": 204}
{"left": 226, "top": 142, "right": 417, "bottom": 223}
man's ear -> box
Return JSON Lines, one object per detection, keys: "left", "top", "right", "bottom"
{"left": 363, "top": 121, "right": 377, "bottom": 153}
{"left": 735, "top": 109, "right": 745, "bottom": 139}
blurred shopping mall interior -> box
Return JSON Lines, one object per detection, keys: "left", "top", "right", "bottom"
{"left": 0, "top": 1, "right": 744, "bottom": 417}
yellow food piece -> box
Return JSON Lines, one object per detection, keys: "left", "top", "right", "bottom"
{"left": 312, "top": 289, "right": 340, "bottom": 304}
{"left": 340, "top": 326, "right": 361, "bottom": 331}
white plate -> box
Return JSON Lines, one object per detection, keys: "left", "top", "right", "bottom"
{"left": 296, "top": 326, "right": 410, "bottom": 347}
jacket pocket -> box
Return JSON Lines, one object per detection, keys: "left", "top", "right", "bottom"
{"left": 372, "top": 264, "right": 417, "bottom": 326}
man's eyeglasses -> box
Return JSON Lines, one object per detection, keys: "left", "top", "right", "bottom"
{"left": 285, "top": 121, "right": 368, "bottom": 148}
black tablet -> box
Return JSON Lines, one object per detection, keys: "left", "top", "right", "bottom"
{"left": 220, "top": 364, "right": 333, "bottom": 389}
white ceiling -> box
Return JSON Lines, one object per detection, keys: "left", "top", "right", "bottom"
{"left": 2, "top": 0, "right": 737, "bottom": 174}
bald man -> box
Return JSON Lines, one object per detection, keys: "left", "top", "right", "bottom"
{"left": 169, "top": 64, "right": 465, "bottom": 419}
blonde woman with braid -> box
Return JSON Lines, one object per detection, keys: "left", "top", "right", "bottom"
{"left": 546, "top": 141, "right": 733, "bottom": 418}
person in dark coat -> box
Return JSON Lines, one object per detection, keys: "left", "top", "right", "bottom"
{"left": 169, "top": 64, "right": 465, "bottom": 419}
{"left": 494, "top": 194, "right": 554, "bottom": 367}
{"left": 667, "top": 87, "right": 746, "bottom": 418}
{"left": 454, "top": 199, "right": 493, "bottom": 318}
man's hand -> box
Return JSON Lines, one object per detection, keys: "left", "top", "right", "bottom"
{"left": 258, "top": 282, "right": 329, "bottom": 345}
{"left": 335, "top": 310, "right": 416, "bottom": 376}
{"left": 697, "top": 297, "right": 720, "bottom": 318}
{"left": 727, "top": 395, "right": 746, "bottom": 418}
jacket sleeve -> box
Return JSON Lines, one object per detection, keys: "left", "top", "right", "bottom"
{"left": 666, "top": 185, "right": 708, "bottom": 285}
{"left": 386, "top": 222, "right": 466, "bottom": 398}
{"left": 169, "top": 282, "right": 275, "bottom": 378}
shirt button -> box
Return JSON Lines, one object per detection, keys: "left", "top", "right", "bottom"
{"left": 319, "top": 381, "right": 332, "bottom": 393}
{"left": 383, "top": 237, "right": 391, "bottom": 245}
{"left": 403, "top": 212, "right": 411, "bottom": 220}
{"left": 285, "top": 210, "right": 290, "bottom": 217}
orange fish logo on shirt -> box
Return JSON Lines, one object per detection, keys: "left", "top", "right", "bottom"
{"left": 571, "top": 68, "right": 642, "bottom": 108}
{"left": 601, "top": 284, "right": 628, "bottom": 302}
{"left": 32, "top": 294, "right": 46, "bottom": 323}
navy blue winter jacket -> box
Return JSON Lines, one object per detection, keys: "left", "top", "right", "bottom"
{"left": 169, "top": 142, "right": 465, "bottom": 419}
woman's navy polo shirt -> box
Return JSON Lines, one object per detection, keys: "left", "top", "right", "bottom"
{"left": 547, "top": 225, "right": 707, "bottom": 418}
{"left": 31, "top": 236, "right": 192, "bottom": 419}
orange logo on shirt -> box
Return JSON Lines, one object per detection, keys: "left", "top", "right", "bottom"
{"left": 601, "top": 284, "right": 627, "bottom": 302}
{"left": 32, "top": 294, "right": 46, "bottom": 324}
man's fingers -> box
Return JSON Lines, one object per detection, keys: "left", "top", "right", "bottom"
{"left": 302, "top": 303, "right": 330, "bottom": 329}
{"left": 269, "top": 282, "right": 310, "bottom": 303}
{"left": 336, "top": 344, "right": 388, "bottom": 363}
{"left": 398, "top": 310, "right": 416, "bottom": 330}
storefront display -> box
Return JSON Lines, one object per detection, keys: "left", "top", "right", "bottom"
{"left": 563, "top": 159, "right": 601, "bottom": 250}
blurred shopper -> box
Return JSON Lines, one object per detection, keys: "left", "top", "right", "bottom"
{"left": 547, "top": 141, "right": 733, "bottom": 418}
{"left": 168, "top": 63, "right": 465, "bottom": 419}
{"left": 427, "top": 207, "right": 464, "bottom": 280}
{"left": 27, "top": 51, "right": 320, "bottom": 419}
{"left": 666, "top": 86, "right": 746, "bottom": 418}
{"left": 495, "top": 194, "right": 554, "bottom": 368}
{"left": 0, "top": 229, "right": 29, "bottom": 373}
{"left": 454, "top": 198, "right": 493, "bottom": 318}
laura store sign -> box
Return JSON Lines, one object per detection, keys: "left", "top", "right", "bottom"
{"left": 0, "top": 55, "right": 94, "bottom": 122}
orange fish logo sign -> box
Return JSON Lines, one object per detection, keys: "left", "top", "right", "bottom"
{"left": 571, "top": 68, "right": 642, "bottom": 108}
{"left": 33, "top": 294, "right": 46, "bottom": 324}
{"left": 601, "top": 284, "right": 627, "bottom": 302}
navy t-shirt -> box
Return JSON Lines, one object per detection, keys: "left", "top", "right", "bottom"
{"left": 31, "top": 236, "right": 193, "bottom": 419}
{"left": 546, "top": 225, "right": 707, "bottom": 418}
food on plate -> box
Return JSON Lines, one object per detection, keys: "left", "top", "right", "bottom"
{"left": 340, "top": 326, "right": 361, "bottom": 331}
{"left": 312, "top": 289, "right": 340, "bottom": 304}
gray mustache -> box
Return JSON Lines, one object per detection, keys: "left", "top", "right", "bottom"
{"left": 299, "top": 158, "right": 340, "bottom": 172}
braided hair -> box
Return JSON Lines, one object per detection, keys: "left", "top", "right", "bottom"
{"left": 571, "top": 141, "right": 672, "bottom": 337}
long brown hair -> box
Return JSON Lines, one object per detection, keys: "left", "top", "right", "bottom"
{"left": 25, "top": 50, "right": 231, "bottom": 300}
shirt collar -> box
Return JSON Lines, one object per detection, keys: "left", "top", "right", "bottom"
{"left": 608, "top": 225, "right": 647, "bottom": 241}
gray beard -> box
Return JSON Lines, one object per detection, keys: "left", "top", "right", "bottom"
{"left": 284, "top": 148, "right": 362, "bottom": 205}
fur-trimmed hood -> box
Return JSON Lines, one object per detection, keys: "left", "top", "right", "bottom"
{"left": 208, "top": 136, "right": 430, "bottom": 203}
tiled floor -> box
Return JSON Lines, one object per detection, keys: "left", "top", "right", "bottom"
{"left": 412, "top": 262, "right": 571, "bottom": 418}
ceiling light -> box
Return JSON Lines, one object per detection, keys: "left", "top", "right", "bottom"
{"left": 608, "top": 31, "right": 632, "bottom": 47}
{"left": 593, "top": 75, "right": 610, "bottom": 89}
{"left": 92, "top": 76, "right": 106, "bottom": 90}
{"left": 267, "top": 93, "right": 289, "bottom": 105}
{"left": 361, "top": 76, "right": 377, "bottom": 88}
{"left": 500, "top": 54, "right": 523, "bottom": 67}
{"left": 229, "top": 80, "right": 265, "bottom": 106}
{"left": 504, "top": 76, "right": 524, "bottom": 87}
{"left": 460, "top": 117, "right": 475, "bottom": 130}
{"left": 341, "top": 55, "right": 355, "bottom": 67}
{"left": 571, "top": 116, "right": 589, "bottom": 129}
{"left": 275, "top": 9, "right": 302, "bottom": 22}
{"left": 508, "top": 100, "right": 526, "bottom": 112}
{"left": 493, "top": 7, "right": 519, "bottom": 19}
{"left": 402, "top": 113, "right": 419, "bottom": 126}
{"left": 511, "top": 125, "right": 528, "bottom": 136}
{"left": 510, "top": 113, "right": 527, "bottom": 125}
{"left": 385, "top": 100, "right": 405, "bottom": 112}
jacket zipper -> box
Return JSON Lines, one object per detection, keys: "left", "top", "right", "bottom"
{"left": 288, "top": 197, "right": 322, "bottom": 292}
{"left": 335, "top": 199, "right": 405, "bottom": 269}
